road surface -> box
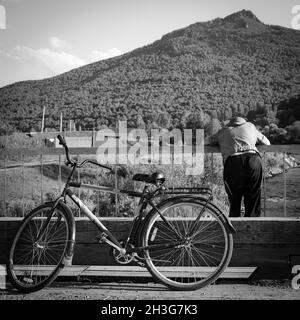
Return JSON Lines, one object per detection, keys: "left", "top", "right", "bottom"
{"left": 0, "top": 280, "right": 299, "bottom": 300}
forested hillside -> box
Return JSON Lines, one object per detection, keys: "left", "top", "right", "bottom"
{"left": 0, "top": 9, "right": 300, "bottom": 137}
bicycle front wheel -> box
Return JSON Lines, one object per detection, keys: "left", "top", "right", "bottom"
{"left": 141, "top": 197, "right": 233, "bottom": 291}
{"left": 7, "top": 203, "right": 72, "bottom": 293}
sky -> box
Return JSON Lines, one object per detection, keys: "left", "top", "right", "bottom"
{"left": 0, "top": 0, "right": 299, "bottom": 88}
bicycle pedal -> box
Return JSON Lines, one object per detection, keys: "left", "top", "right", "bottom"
{"left": 132, "top": 255, "right": 146, "bottom": 268}
{"left": 135, "top": 260, "right": 145, "bottom": 268}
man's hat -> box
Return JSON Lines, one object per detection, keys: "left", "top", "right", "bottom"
{"left": 227, "top": 117, "right": 246, "bottom": 127}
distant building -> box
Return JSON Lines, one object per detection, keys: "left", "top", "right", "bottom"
{"left": 55, "top": 136, "right": 92, "bottom": 148}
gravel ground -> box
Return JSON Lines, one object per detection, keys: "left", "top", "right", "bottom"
{"left": 0, "top": 280, "right": 299, "bottom": 300}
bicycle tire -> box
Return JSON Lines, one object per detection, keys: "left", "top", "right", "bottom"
{"left": 7, "top": 202, "right": 73, "bottom": 293}
{"left": 141, "top": 197, "right": 233, "bottom": 291}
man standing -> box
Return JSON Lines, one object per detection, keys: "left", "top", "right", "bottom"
{"left": 205, "top": 117, "right": 270, "bottom": 217}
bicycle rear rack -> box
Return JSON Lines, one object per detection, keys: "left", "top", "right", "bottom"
{"left": 159, "top": 187, "right": 213, "bottom": 197}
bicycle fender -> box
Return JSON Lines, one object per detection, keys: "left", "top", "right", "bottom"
{"left": 56, "top": 200, "right": 76, "bottom": 265}
{"left": 140, "top": 195, "right": 207, "bottom": 240}
{"left": 198, "top": 199, "right": 236, "bottom": 234}
{"left": 218, "top": 213, "right": 236, "bottom": 234}
{"left": 144, "top": 195, "right": 236, "bottom": 235}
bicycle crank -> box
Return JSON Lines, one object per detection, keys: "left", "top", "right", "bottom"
{"left": 110, "top": 241, "right": 145, "bottom": 267}
{"left": 112, "top": 249, "right": 135, "bottom": 265}
{"left": 111, "top": 241, "right": 134, "bottom": 265}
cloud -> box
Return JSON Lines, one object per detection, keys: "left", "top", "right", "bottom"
{"left": 49, "top": 36, "right": 71, "bottom": 50}
{"left": 0, "top": 48, "right": 19, "bottom": 59}
{"left": 13, "top": 45, "right": 122, "bottom": 74}
{"left": 15, "top": 46, "right": 85, "bottom": 74}
{"left": 2, "top": 0, "right": 23, "bottom": 3}
{"left": 1, "top": 44, "right": 123, "bottom": 82}
{"left": 90, "top": 48, "right": 122, "bottom": 62}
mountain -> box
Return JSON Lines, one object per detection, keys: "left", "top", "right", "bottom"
{"left": 0, "top": 9, "right": 300, "bottom": 134}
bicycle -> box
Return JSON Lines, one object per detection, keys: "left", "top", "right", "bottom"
{"left": 7, "top": 135, "right": 235, "bottom": 293}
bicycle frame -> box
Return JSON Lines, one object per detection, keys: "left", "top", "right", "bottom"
{"left": 35, "top": 158, "right": 235, "bottom": 264}
{"left": 66, "top": 184, "right": 146, "bottom": 254}
{"left": 35, "top": 155, "right": 191, "bottom": 263}
{"left": 65, "top": 182, "right": 187, "bottom": 255}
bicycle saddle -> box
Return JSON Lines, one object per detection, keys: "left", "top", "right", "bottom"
{"left": 132, "top": 172, "right": 165, "bottom": 185}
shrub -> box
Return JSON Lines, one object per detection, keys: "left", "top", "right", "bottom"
{"left": 7, "top": 199, "right": 37, "bottom": 217}
{"left": 0, "top": 133, "right": 44, "bottom": 149}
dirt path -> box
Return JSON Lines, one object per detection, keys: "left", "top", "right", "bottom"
{"left": 1, "top": 280, "right": 299, "bottom": 300}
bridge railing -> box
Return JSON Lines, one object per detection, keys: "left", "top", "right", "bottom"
{"left": 1, "top": 144, "right": 299, "bottom": 217}
{"left": 206, "top": 144, "right": 300, "bottom": 217}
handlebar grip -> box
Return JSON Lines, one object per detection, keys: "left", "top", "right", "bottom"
{"left": 69, "top": 181, "right": 81, "bottom": 188}
{"left": 57, "top": 135, "right": 66, "bottom": 146}
{"left": 101, "top": 164, "right": 113, "bottom": 171}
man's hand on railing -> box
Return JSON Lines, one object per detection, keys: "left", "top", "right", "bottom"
{"left": 204, "top": 134, "right": 219, "bottom": 146}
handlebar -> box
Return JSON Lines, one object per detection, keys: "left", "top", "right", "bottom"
{"left": 57, "top": 135, "right": 74, "bottom": 166}
{"left": 76, "top": 159, "right": 112, "bottom": 171}
{"left": 57, "top": 135, "right": 113, "bottom": 172}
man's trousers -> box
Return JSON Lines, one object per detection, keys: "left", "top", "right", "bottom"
{"left": 223, "top": 152, "right": 263, "bottom": 217}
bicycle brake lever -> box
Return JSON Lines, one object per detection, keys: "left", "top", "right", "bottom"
{"left": 65, "top": 159, "right": 75, "bottom": 167}
{"left": 159, "top": 185, "right": 169, "bottom": 193}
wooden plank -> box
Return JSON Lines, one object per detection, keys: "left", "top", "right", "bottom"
{"left": 1, "top": 218, "right": 300, "bottom": 245}
{"left": 2, "top": 145, "right": 300, "bottom": 157}
{"left": 205, "top": 145, "right": 300, "bottom": 153}
{"left": 231, "top": 219, "right": 300, "bottom": 244}
{"left": 230, "top": 243, "right": 300, "bottom": 279}
{"left": 80, "top": 266, "right": 257, "bottom": 279}
{"left": 74, "top": 218, "right": 300, "bottom": 245}
{"left": 71, "top": 242, "right": 300, "bottom": 276}
{"left": 8, "top": 265, "right": 257, "bottom": 279}
{"left": 0, "top": 218, "right": 299, "bottom": 280}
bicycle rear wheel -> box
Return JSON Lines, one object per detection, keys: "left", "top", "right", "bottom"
{"left": 7, "top": 203, "right": 72, "bottom": 293}
{"left": 141, "top": 197, "right": 233, "bottom": 290}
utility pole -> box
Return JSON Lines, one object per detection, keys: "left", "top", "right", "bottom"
{"left": 60, "top": 113, "right": 63, "bottom": 132}
{"left": 41, "top": 105, "right": 45, "bottom": 133}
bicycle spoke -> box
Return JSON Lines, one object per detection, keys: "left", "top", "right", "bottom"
{"left": 8, "top": 204, "right": 70, "bottom": 292}
{"left": 142, "top": 199, "right": 232, "bottom": 290}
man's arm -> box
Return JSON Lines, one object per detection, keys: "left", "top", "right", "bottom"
{"left": 256, "top": 130, "right": 271, "bottom": 145}
{"left": 204, "top": 132, "right": 219, "bottom": 146}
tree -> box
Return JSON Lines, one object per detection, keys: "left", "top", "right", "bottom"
{"left": 205, "top": 118, "right": 222, "bottom": 136}
{"left": 0, "top": 122, "right": 14, "bottom": 136}
{"left": 185, "top": 111, "right": 211, "bottom": 131}
{"left": 156, "top": 112, "right": 172, "bottom": 129}
{"left": 290, "top": 121, "right": 300, "bottom": 139}
{"left": 127, "top": 114, "right": 146, "bottom": 129}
